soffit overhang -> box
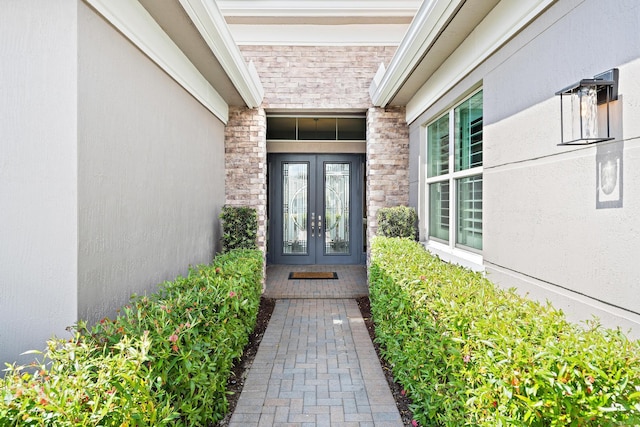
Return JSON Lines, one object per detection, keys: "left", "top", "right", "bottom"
{"left": 85, "top": 0, "right": 264, "bottom": 123}
{"left": 371, "top": 0, "right": 557, "bottom": 123}
{"left": 370, "top": 0, "right": 499, "bottom": 108}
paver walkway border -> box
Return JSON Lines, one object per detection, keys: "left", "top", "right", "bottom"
{"left": 228, "top": 266, "right": 402, "bottom": 427}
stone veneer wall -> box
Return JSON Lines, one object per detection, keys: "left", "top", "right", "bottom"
{"left": 225, "top": 45, "right": 409, "bottom": 260}
{"left": 239, "top": 45, "right": 396, "bottom": 109}
{"left": 224, "top": 107, "right": 267, "bottom": 252}
{"left": 366, "top": 106, "right": 410, "bottom": 247}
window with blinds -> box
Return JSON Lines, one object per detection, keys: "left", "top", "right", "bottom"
{"left": 426, "top": 90, "right": 483, "bottom": 251}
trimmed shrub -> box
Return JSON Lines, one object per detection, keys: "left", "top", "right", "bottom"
{"left": 220, "top": 205, "right": 258, "bottom": 251}
{"left": 0, "top": 249, "right": 264, "bottom": 426}
{"left": 0, "top": 335, "right": 177, "bottom": 426}
{"left": 369, "top": 237, "right": 640, "bottom": 426}
{"left": 376, "top": 206, "right": 417, "bottom": 239}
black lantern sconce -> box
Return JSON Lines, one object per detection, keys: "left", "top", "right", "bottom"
{"left": 555, "top": 68, "right": 619, "bottom": 145}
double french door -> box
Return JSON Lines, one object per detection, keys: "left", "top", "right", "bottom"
{"left": 269, "top": 154, "right": 364, "bottom": 265}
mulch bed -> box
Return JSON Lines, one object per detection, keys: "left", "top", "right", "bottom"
{"left": 216, "top": 296, "right": 415, "bottom": 426}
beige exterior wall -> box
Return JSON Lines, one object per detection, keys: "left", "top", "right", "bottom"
{"left": 0, "top": 0, "right": 79, "bottom": 367}
{"left": 408, "top": 0, "right": 640, "bottom": 335}
{"left": 77, "top": 2, "right": 227, "bottom": 326}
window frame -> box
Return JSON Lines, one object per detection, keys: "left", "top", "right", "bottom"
{"left": 423, "top": 89, "right": 483, "bottom": 269}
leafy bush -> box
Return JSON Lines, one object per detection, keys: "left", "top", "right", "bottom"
{"left": 376, "top": 206, "right": 417, "bottom": 239}
{"left": 220, "top": 205, "right": 258, "bottom": 251}
{"left": 369, "top": 237, "right": 640, "bottom": 426}
{"left": 1, "top": 334, "right": 177, "bottom": 426}
{"left": 0, "top": 249, "right": 264, "bottom": 426}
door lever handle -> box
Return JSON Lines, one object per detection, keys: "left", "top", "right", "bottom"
{"left": 310, "top": 212, "right": 315, "bottom": 237}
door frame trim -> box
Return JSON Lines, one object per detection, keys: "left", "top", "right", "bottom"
{"left": 267, "top": 153, "right": 365, "bottom": 265}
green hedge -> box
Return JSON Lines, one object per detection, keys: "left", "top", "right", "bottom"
{"left": 376, "top": 205, "right": 418, "bottom": 240}
{"left": 220, "top": 205, "right": 258, "bottom": 252}
{"left": 369, "top": 237, "right": 640, "bottom": 426}
{"left": 0, "top": 249, "right": 264, "bottom": 426}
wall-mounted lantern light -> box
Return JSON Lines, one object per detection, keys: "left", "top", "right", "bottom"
{"left": 556, "top": 68, "right": 619, "bottom": 145}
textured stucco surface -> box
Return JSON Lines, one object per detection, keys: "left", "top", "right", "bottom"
{"left": 0, "top": 0, "right": 79, "bottom": 366}
{"left": 76, "top": 2, "right": 226, "bottom": 325}
{"left": 408, "top": 0, "right": 640, "bottom": 335}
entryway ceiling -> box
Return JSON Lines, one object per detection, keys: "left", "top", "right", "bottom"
{"left": 217, "top": 0, "right": 422, "bottom": 24}
{"left": 217, "top": 0, "right": 422, "bottom": 45}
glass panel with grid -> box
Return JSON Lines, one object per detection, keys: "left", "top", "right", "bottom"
{"left": 455, "top": 91, "right": 483, "bottom": 171}
{"left": 427, "top": 114, "right": 449, "bottom": 178}
{"left": 456, "top": 175, "right": 482, "bottom": 250}
{"left": 428, "top": 181, "right": 450, "bottom": 242}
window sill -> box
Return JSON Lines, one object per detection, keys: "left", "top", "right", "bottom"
{"left": 422, "top": 240, "right": 484, "bottom": 272}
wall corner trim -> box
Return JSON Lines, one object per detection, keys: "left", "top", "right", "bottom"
{"left": 84, "top": 0, "right": 229, "bottom": 123}
{"left": 179, "top": 0, "right": 265, "bottom": 108}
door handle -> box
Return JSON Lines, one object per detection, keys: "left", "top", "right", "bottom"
{"left": 317, "top": 215, "right": 322, "bottom": 236}
{"left": 310, "top": 212, "right": 315, "bottom": 237}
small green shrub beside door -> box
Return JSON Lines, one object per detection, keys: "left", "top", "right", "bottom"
{"left": 220, "top": 205, "right": 258, "bottom": 251}
{"left": 376, "top": 206, "right": 418, "bottom": 240}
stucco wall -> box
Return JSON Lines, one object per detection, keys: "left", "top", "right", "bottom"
{"left": 0, "top": 0, "right": 79, "bottom": 366}
{"left": 77, "top": 2, "right": 226, "bottom": 324}
{"left": 409, "top": 0, "right": 640, "bottom": 335}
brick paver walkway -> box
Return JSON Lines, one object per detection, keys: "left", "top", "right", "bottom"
{"left": 229, "top": 265, "right": 402, "bottom": 427}
{"left": 264, "top": 265, "right": 369, "bottom": 299}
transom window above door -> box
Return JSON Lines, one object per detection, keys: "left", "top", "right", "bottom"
{"left": 267, "top": 115, "right": 366, "bottom": 141}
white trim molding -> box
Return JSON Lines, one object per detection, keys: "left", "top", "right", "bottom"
{"left": 424, "top": 240, "right": 484, "bottom": 272}
{"left": 370, "top": 0, "right": 465, "bottom": 108}
{"left": 371, "top": 0, "right": 556, "bottom": 124}
{"left": 217, "top": 0, "right": 421, "bottom": 18}
{"left": 84, "top": 0, "right": 229, "bottom": 123}
{"left": 178, "top": 0, "right": 264, "bottom": 108}
{"left": 227, "top": 23, "right": 410, "bottom": 47}
{"left": 406, "top": 0, "right": 555, "bottom": 123}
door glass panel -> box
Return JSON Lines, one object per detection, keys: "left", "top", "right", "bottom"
{"left": 282, "top": 162, "right": 308, "bottom": 254}
{"left": 324, "top": 163, "right": 350, "bottom": 254}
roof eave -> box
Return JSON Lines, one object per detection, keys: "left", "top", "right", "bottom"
{"left": 178, "top": 0, "right": 264, "bottom": 108}
{"left": 85, "top": 0, "right": 231, "bottom": 122}
{"left": 370, "top": 0, "right": 464, "bottom": 108}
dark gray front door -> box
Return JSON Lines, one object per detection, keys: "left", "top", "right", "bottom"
{"left": 269, "top": 154, "right": 364, "bottom": 265}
